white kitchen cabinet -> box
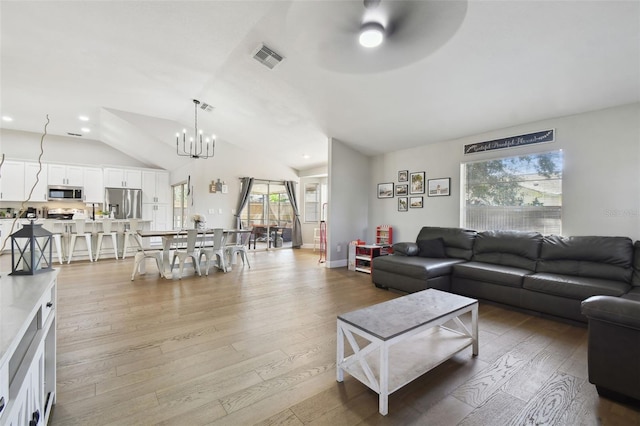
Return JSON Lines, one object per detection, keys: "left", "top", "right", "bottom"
{"left": 0, "top": 272, "right": 57, "bottom": 426}
{"left": 83, "top": 167, "right": 104, "bottom": 203}
{"left": 143, "top": 203, "right": 170, "bottom": 245}
{"left": 24, "top": 162, "right": 48, "bottom": 202}
{"left": 47, "top": 164, "right": 83, "bottom": 186}
{"left": 103, "top": 168, "right": 142, "bottom": 189}
{"left": 142, "top": 171, "right": 170, "bottom": 204}
{"left": 0, "top": 161, "right": 25, "bottom": 201}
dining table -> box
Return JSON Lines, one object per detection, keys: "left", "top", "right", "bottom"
{"left": 137, "top": 228, "right": 251, "bottom": 279}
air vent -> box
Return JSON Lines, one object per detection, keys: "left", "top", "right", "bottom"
{"left": 200, "top": 102, "right": 214, "bottom": 113}
{"left": 253, "top": 44, "right": 284, "bottom": 69}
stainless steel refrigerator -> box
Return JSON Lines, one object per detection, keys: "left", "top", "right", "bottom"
{"left": 104, "top": 187, "right": 142, "bottom": 219}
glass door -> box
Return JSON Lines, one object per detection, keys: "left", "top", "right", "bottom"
{"left": 240, "top": 180, "right": 293, "bottom": 250}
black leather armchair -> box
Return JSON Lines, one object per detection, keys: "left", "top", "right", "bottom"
{"left": 581, "top": 295, "right": 640, "bottom": 405}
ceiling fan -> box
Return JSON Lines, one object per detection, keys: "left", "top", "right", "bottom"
{"left": 284, "top": 0, "right": 468, "bottom": 74}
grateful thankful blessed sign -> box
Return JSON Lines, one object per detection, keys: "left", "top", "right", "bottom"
{"left": 464, "top": 129, "right": 555, "bottom": 154}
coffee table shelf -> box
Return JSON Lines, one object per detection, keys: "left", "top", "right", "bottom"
{"left": 340, "top": 325, "right": 473, "bottom": 394}
{"left": 337, "top": 289, "right": 478, "bottom": 415}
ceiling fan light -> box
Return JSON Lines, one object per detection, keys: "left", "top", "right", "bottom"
{"left": 359, "top": 22, "right": 384, "bottom": 48}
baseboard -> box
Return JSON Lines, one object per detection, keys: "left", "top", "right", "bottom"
{"left": 327, "top": 259, "right": 348, "bottom": 268}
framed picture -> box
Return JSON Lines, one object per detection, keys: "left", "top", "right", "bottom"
{"left": 398, "top": 170, "right": 408, "bottom": 182}
{"left": 410, "top": 171, "right": 425, "bottom": 194}
{"left": 398, "top": 197, "right": 408, "bottom": 212}
{"left": 410, "top": 196, "right": 423, "bottom": 208}
{"left": 395, "top": 184, "right": 408, "bottom": 196}
{"left": 428, "top": 178, "right": 451, "bottom": 197}
{"left": 377, "top": 182, "right": 394, "bottom": 198}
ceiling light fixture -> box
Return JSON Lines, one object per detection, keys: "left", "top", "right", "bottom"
{"left": 176, "top": 99, "right": 215, "bottom": 159}
{"left": 359, "top": 22, "right": 385, "bottom": 48}
{"left": 2, "top": 116, "right": 13, "bottom": 122}
{"left": 78, "top": 115, "right": 89, "bottom": 121}
{"left": 81, "top": 127, "right": 90, "bottom": 133}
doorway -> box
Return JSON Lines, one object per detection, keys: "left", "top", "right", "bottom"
{"left": 239, "top": 180, "right": 294, "bottom": 250}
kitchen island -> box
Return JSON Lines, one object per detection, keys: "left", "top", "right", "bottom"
{"left": 0, "top": 219, "right": 153, "bottom": 260}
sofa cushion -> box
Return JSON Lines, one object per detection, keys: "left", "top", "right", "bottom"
{"left": 416, "top": 227, "right": 477, "bottom": 260}
{"left": 418, "top": 238, "right": 447, "bottom": 258}
{"left": 537, "top": 235, "right": 634, "bottom": 283}
{"left": 523, "top": 272, "right": 631, "bottom": 300}
{"left": 393, "top": 242, "right": 419, "bottom": 256}
{"left": 472, "top": 230, "right": 542, "bottom": 271}
{"left": 623, "top": 287, "right": 640, "bottom": 302}
{"left": 372, "top": 255, "right": 465, "bottom": 281}
{"left": 453, "top": 261, "right": 533, "bottom": 288}
{"left": 633, "top": 240, "right": 640, "bottom": 287}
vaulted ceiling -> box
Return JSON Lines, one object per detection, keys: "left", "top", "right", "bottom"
{"left": 1, "top": 1, "right": 638, "bottom": 172}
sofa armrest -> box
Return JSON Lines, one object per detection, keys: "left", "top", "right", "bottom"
{"left": 393, "top": 242, "right": 419, "bottom": 256}
{"left": 581, "top": 295, "right": 640, "bottom": 330}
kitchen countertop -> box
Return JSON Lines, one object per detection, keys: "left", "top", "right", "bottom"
{"left": 0, "top": 269, "right": 59, "bottom": 367}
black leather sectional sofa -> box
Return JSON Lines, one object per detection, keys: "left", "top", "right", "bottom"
{"left": 371, "top": 226, "right": 640, "bottom": 404}
{"left": 372, "top": 226, "right": 638, "bottom": 323}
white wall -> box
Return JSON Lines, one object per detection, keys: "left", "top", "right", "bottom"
{"left": 170, "top": 138, "right": 299, "bottom": 230}
{"left": 327, "top": 138, "right": 370, "bottom": 267}
{"left": 0, "top": 129, "right": 150, "bottom": 168}
{"left": 368, "top": 103, "right": 640, "bottom": 242}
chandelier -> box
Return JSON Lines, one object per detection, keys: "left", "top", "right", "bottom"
{"left": 176, "top": 99, "right": 215, "bottom": 159}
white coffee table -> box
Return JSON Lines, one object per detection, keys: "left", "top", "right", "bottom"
{"left": 336, "top": 289, "right": 478, "bottom": 415}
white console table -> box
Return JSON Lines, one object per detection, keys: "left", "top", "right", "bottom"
{"left": 0, "top": 270, "right": 58, "bottom": 425}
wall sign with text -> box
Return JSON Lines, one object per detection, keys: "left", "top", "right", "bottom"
{"left": 464, "top": 129, "right": 555, "bottom": 155}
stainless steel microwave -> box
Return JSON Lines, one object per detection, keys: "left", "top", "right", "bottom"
{"left": 47, "top": 186, "right": 84, "bottom": 201}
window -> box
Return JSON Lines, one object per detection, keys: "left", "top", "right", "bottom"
{"left": 461, "top": 150, "right": 563, "bottom": 233}
{"left": 304, "top": 183, "right": 320, "bottom": 223}
{"left": 172, "top": 182, "right": 189, "bottom": 229}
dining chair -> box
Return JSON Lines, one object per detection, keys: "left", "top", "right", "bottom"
{"left": 122, "top": 218, "right": 142, "bottom": 259}
{"left": 198, "top": 228, "right": 227, "bottom": 275}
{"left": 95, "top": 218, "right": 119, "bottom": 261}
{"left": 67, "top": 219, "right": 94, "bottom": 263}
{"left": 225, "top": 230, "right": 251, "bottom": 269}
{"left": 131, "top": 244, "right": 164, "bottom": 280}
{"left": 170, "top": 229, "right": 202, "bottom": 279}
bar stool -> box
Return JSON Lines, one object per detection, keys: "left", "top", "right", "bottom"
{"left": 95, "top": 219, "right": 119, "bottom": 261}
{"left": 41, "top": 219, "right": 65, "bottom": 264}
{"left": 122, "top": 219, "right": 142, "bottom": 259}
{"left": 67, "top": 219, "right": 94, "bottom": 263}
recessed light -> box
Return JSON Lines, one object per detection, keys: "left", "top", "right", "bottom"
{"left": 302, "top": 154, "right": 311, "bottom": 159}
{"left": 2, "top": 116, "right": 13, "bottom": 122}
{"left": 81, "top": 127, "right": 91, "bottom": 133}
{"left": 78, "top": 115, "right": 89, "bottom": 121}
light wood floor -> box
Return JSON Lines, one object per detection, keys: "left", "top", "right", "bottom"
{"left": 31, "top": 250, "right": 640, "bottom": 425}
